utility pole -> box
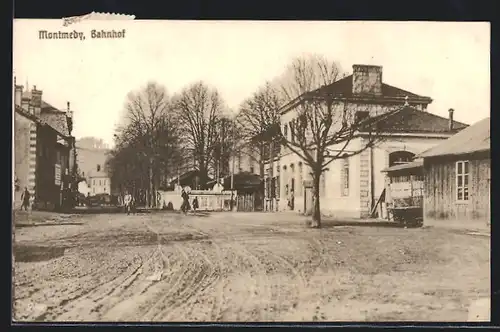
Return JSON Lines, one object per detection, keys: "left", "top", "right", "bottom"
{"left": 230, "top": 119, "right": 235, "bottom": 210}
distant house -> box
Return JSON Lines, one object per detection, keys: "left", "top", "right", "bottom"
{"left": 87, "top": 168, "right": 111, "bottom": 195}
{"left": 419, "top": 117, "right": 490, "bottom": 229}
{"left": 76, "top": 137, "right": 111, "bottom": 194}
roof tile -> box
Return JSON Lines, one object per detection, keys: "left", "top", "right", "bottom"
{"left": 418, "top": 117, "right": 490, "bottom": 158}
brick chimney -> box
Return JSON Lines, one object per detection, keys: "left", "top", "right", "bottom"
{"left": 352, "top": 65, "right": 383, "bottom": 96}
{"left": 31, "top": 86, "right": 42, "bottom": 118}
{"left": 448, "top": 108, "right": 454, "bottom": 131}
{"left": 21, "top": 96, "right": 30, "bottom": 112}
{"left": 66, "top": 101, "right": 73, "bottom": 134}
{"left": 14, "top": 83, "right": 23, "bottom": 107}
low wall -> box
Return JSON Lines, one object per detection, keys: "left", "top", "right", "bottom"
{"left": 157, "top": 190, "right": 236, "bottom": 211}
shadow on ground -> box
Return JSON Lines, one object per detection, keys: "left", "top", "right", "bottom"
{"left": 14, "top": 245, "right": 66, "bottom": 262}
{"left": 321, "top": 220, "right": 421, "bottom": 229}
{"left": 17, "top": 222, "right": 84, "bottom": 228}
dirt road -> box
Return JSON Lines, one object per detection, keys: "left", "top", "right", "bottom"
{"left": 13, "top": 211, "right": 490, "bottom": 322}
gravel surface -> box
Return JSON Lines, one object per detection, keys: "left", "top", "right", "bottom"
{"left": 13, "top": 211, "right": 490, "bottom": 322}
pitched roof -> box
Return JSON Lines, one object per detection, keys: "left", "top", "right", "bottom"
{"left": 362, "top": 106, "right": 469, "bottom": 134}
{"left": 22, "top": 91, "right": 58, "bottom": 110}
{"left": 87, "top": 170, "right": 109, "bottom": 178}
{"left": 20, "top": 91, "right": 71, "bottom": 137}
{"left": 418, "top": 117, "right": 490, "bottom": 158}
{"left": 381, "top": 160, "right": 423, "bottom": 173}
{"left": 40, "top": 110, "right": 70, "bottom": 137}
{"left": 311, "top": 74, "right": 431, "bottom": 101}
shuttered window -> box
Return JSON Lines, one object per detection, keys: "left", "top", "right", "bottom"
{"left": 341, "top": 157, "right": 349, "bottom": 196}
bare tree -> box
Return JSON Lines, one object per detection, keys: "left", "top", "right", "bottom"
{"left": 109, "top": 82, "right": 179, "bottom": 207}
{"left": 275, "top": 54, "right": 394, "bottom": 228}
{"left": 212, "top": 116, "right": 238, "bottom": 182}
{"left": 173, "top": 81, "right": 225, "bottom": 188}
{"left": 236, "top": 82, "right": 282, "bottom": 177}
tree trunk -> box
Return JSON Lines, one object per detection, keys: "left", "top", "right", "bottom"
{"left": 148, "top": 157, "right": 154, "bottom": 208}
{"left": 311, "top": 171, "right": 322, "bottom": 228}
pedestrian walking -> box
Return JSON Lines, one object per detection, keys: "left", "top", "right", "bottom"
{"left": 192, "top": 196, "right": 199, "bottom": 212}
{"left": 180, "top": 189, "right": 190, "bottom": 214}
{"left": 20, "top": 187, "right": 30, "bottom": 211}
{"left": 124, "top": 191, "right": 133, "bottom": 215}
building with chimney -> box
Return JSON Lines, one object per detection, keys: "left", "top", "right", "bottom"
{"left": 13, "top": 79, "right": 76, "bottom": 210}
{"left": 260, "top": 64, "right": 468, "bottom": 217}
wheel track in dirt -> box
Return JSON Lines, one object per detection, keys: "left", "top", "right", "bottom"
{"left": 253, "top": 245, "right": 308, "bottom": 317}
{"left": 227, "top": 240, "right": 273, "bottom": 320}
{"left": 46, "top": 222, "right": 168, "bottom": 321}
{"left": 147, "top": 221, "right": 224, "bottom": 321}
{"left": 52, "top": 251, "right": 150, "bottom": 321}
{"left": 130, "top": 221, "right": 193, "bottom": 322}
{"left": 136, "top": 220, "right": 219, "bottom": 322}
{"left": 15, "top": 244, "right": 142, "bottom": 321}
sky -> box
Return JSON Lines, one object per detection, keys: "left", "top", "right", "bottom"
{"left": 13, "top": 20, "right": 490, "bottom": 146}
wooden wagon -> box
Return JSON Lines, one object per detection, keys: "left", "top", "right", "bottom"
{"left": 382, "top": 160, "right": 424, "bottom": 227}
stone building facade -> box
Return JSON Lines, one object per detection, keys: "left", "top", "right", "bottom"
{"left": 13, "top": 80, "right": 75, "bottom": 210}
{"left": 75, "top": 137, "right": 112, "bottom": 195}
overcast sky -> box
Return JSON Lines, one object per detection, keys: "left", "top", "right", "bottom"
{"left": 13, "top": 20, "right": 490, "bottom": 146}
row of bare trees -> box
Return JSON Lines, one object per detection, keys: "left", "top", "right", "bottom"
{"left": 107, "top": 81, "right": 237, "bottom": 207}
{"left": 108, "top": 54, "right": 395, "bottom": 225}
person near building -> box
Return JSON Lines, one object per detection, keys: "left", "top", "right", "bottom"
{"left": 20, "top": 187, "right": 30, "bottom": 211}
{"left": 124, "top": 191, "right": 133, "bottom": 215}
{"left": 192, "top": 196, "right": 199, "bottom": 212}
{"left": 180, "top": 189, "right": 190, "bottom": 214}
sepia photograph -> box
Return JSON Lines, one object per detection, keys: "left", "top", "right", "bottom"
{"left": 12, "top": 19, "right": 490, "bottom": 322}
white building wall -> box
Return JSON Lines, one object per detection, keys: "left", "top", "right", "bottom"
{"left": 271, "top": 135, "right": 452, "bottom": 218}
{"left": 89, "top": 176, "right": 111, "bottom": 195}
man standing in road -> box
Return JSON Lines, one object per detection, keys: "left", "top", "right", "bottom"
{"left": 124, "top": 191, "right": 133, "bottom": 215}
{"left": 180, "top": 189, "right": 190, "bottom": 214}
{"left": 20, "top": 187, "right": 30, "bottom": 211}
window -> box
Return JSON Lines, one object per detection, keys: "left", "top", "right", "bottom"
{"left": 456, "top": 161, "right": 469, "bottom": 201}
{"left": 341, "top": 156, "right": 349, "bottom": 196}
{"left": 93, "top": 179, "right": 95, "bottom": 186}
{"left": 97, "top": 164, "right": 101, "bottom": 172}
{"left": 99, "top": 180, "right": 102, "bottom": 186}
{"left": 276, "top": 175, "right": 280, "bottom": 198}
{"left": 250, "top": 166, "right": 255, "bottom": 174}
{"left": 290, "top": 122, "right": 295, "bottom": 143}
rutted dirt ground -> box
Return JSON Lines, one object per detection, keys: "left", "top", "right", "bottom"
{"left": 13, "top": 211, "right": 490, "bottom": 322}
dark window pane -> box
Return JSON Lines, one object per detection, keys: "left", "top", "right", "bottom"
{"left": 457, "top": 162, "right": 463, "bottom": 175}
{"left": 464, "top": 161, "right": 469, "bottom": 174}
{"left": 457, "top": 175, "right": 463, "bottom": 187}
{"left": 464, "top": 187, "right": 469, "bottom": 200}
{"left": 457, "top": 187, "right": 463, "bottom": 200}
{"left": 464, "top": 174, "right": 469, "bottom": 186}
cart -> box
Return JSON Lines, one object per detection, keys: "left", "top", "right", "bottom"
{"left": 382, "top": 160, "right": 424, "bottom": 227}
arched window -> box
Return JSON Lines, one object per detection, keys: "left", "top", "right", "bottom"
{"left": 97, "top": 164, "right": 101, "bottom": 172}
{"left": 341, "top": 154, "right": 350, "bottom": 196}
{"left": 389, "top": 151, "right": 415, "bottom": 167}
